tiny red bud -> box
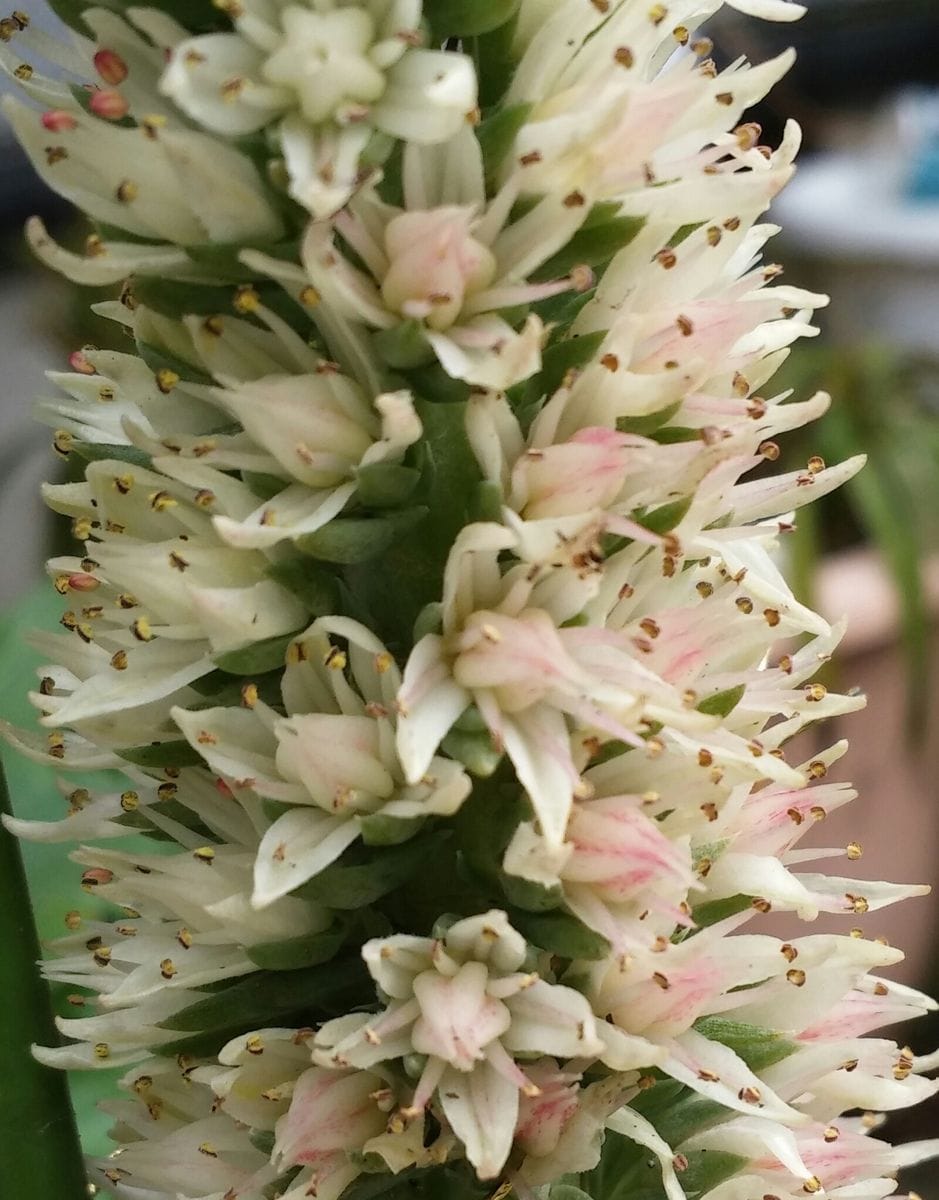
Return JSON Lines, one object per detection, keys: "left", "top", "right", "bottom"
{"left": 69, "top": 350, "right": 96, "bottom": 375}
{"left": 94, "top": 48, "right": 128, "bottom": 85}
{"left": 89, "top": 88, "right": 129, "bottom": 121}
{"left": 41, "top": 109, "right": 77, "bottom": 132}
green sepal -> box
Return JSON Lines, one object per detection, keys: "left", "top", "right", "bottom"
{"left": 413, "top": 602, "right": 443, "bottom": 642}
{"left": 214, "top": 632, "right": 297, "bottom": 676}
{"left": 440, "top": 728, "right": 503, "bottom": 777}
{"left": 244, "top": 923, "right": 348, "bottom": 971}
{"left": 354, "top": 463, "right": 422, "bottom": 508}
{"left": 696, "top": 684, "right": 746, "bottom": 718}
{"left": 531, "top": 330, "right": 607, "bottom": 404}
{"left": 634, "top": 495, "right": 692, "bottom": 535}
{"left": 115, "top": 798, "right": 216, "bottom": 844}
{"left": 265, "top": 560, "right": 340, "bottom": 615}
{"left": 295, "top": 833, "right": 446, "bottom": 909}
{"left": 532, "top": 207, "right": 645, "bottom": 281}
{"left": 118, "top": 740, "right": 204, "bottom": 768}
{"left": 296, "top": 507, "right": 428, "bottom": 563}
{"left": 406, "top": 363, "right": 471, "bottom": 405}
{"left": 472, "top": 479, "right": 504, "bottom": 524}
{"left": 156, "top": 956, "right": 369, "bottom": 1033}
{"left": 357, "top": 812, "right": 426, "bottom": 847}
{"left": 183, "top": 239, "right": 300, "bottom": 283}
{"left": 135, "top": 340, "right": 212, "bottom": 387}
{"left": 654, "top": 425, "right": 700, "bottom": 445}
{"left": 372, "top": 320, "right": 435, "bottom": 369}
{"left": 617, "top": 399, "right": 682, "bottom": 436}
{"left": 131, "top": 276, "right": 308, "bottom": 336}
{"left": 478, "top": 103, "right": 532, "bottom": 190}
{"left": 501, "top": 873, "right": 563, "bottom": 913}
{"left": 243, "top": 471, "right": 287, "bottom": 502}
{"left": 688, "top": 893, "right": 752, "bottom": 929}
{"left": 510, "top": 909, "right": 611, "bottom": 960}
{"left": 70, "top": 442, "right": 152, "bottom": 469}
{"left": 693, "top": 1016, "right": 798, "bottom": 1071}
{"left": 425, "top": 0, "right": 520, "bottom": 37}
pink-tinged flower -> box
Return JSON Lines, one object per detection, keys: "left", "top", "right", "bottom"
{"left": 314, "top": 911, "right": 608, "bottom": 1179}
{"left": 683, "top": 1117, "right": 939, "bottom": 1199}
{"left": 504, "top": 794, "right": 696, "bottom": 951}
{"left": 273, "top": 1067, "right": 389, "bottom": 1198}
{"left": 395, "top": 522, "right": 727, "bottom": 850}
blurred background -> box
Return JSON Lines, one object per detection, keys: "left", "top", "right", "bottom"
{"left": 2, "top": 0, "right": 939, "bottom": 1186}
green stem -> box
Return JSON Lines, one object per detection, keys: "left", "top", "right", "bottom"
{"left": 0, "top": 758, "right": 88, "bottom": 1198}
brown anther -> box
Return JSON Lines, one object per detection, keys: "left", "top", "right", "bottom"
{"left": 846, "top": 841, "right": 862, "bottom": 861}
{"left": 752, "top": 897, "right": 772, "bottom": 914}
{"left": 735, "top": 597, "right": 753, "bottom": 614}
{"left": 149, "top": 490, "right": 177, "bottom": 511}
{"left": 738, "top": 1086, "right": 762, "bottom": 1105}
{"left": 810, "top": 805, "right": 827, "bottom": 821}
{"left": 160, "top": 958, "right": 177, "bottom": 979}
{"left": 131, "top": 617, "right": 154, "bottom": 642}
{"left": 246, "top": 1034, "right": 264, "bottom": 1055}
{"left": 518, "top": 149, "right": 542, "bottom": 166}
{"left": 120, "top": 790, "right": 139, "bottom": 811}
{"left": 94, "top": 48, "right": 128, "bottom": 85}
{"left": 759, "top": 440, "right": 780, "bottom": 460}
{"left": 802, "top": 1179, "right": 822, "bottom": 1195}
{"left": 241, "top": 682, "right": 259, "bottom": 708}
{"left": 116, "top": 179, "right": 138, "bottom": 203}
{"left": 715, "top": 91, "right": 734, "bottom": 106}
{"left": 696, "top": 580, "right": 714, "bottom": 598}
{"left": 652, "top": 971, "right": 670, "bottom": 990}
{"left": 807, "top": 455, "right": 825, "bottom": 474}
{"left": 193, "top": 846, "right": 216, "bottom": 865}
{"left": 82, "top": 868, "right": 113, "bottom": 889}
{"left": 299, "top": 285, "right": 320, "bottom": 307}
{"left": 804, "top": 682, "right": 827, "bottom": 703}
{"left": 656, "top": 248, "right": 677, "bottom": 269}
{"left": 93, "top": 1042, "right": 110, "bottom": 1059}
{"left": 697, "top": 1068, "right": 720, "bottom": 1082}
{"left": 563, "top": 189, "right": 586, "bottom": 207}
{"left": 787, "top": 968, "right": 807, "bottom": 987}
{"left": 177, "top": 928, "right": 193, "bottom": 950}
{"left": 648, "top": 3, "right": 667, "bottom": 24}
{"left": 614, "top": 46, "right": 634, "bottom": 67}
{"left": 639, "top": 617, "right": 660, "bottom": 638}
{"left": 676, "top": 314, "right": 694, "bottom": 336}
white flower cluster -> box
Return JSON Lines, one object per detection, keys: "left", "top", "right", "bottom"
{"left": 3, "top": 1, "right": 938, "bottom": 1198}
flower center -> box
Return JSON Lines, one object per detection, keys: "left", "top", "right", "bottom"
{"left": 261, "top": 6, "right": 387, "bottom": 125}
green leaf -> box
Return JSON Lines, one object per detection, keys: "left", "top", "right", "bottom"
{"left": 157, "top": 956, "right": 369, "bottom": 1033}
{"left": 70, "top": 441, "right": 152, "bottom": 469}
{"left": 265, "top": 560, "right": 340, "bottom": 615}
{"left": 533, "top": 331, "right": 607, "bottom": 402}
{"left": 550, "top": 1188, "right": 595, "bottom": 1200}
{"left": 696, "top": 684, "right": 746, "bottom": 718}
{"left": 617, "top": 399, "right": 682, "bottom": 437}
{"left": 440, "top": 727, "right": 504, "bottom": 777}
{"left": 0, "top": 760, "right": 88, "bottom": 1197}
{"left": 295, "top": 834, "right": 446, "bottom": 909}
{"left": 426, "top": 0, "right": 520, "bottom": 37}
{"left": 472, "top": 480, "right": 504, "bottom": 524}
{"left": 136, "top": 340, "right": 212, "bottom": 386}
{"left": 296, "top": 507, "right": 428, "bottom": 564}
{"left": 184, "top": 239, "right": 301, "bottom": 283}
{"left": 477, "top": 103, "right": 532, "bottom": 190}
{"left": 358, "top": 811, "right": 426, "bottom": 846}
{"left": 688, "top": 893, "right": 752, "bottom": 929}
{"left": 693, "top": 1016, "right": 797, "bottom": 1071}
{"left": 214, "top": 632, "right": 297, "bottom": 675}
{"left": 118, "top": 740, "right": 205, "bottom": 768}
{"left": 244, "top": 923, "right": 348, "bottom": 971}
{"left": 635, "top": 496, "right": 692, "bottom": 535}
{"left": 509, "top": 909, "right": 611, "bottom": 960}
{"left": 532, "top": 209, "right": 645, "bottom": 280}
{"left": 372, "top": 319, "right": 435, "bottom": 369}
{"left": 670, "top": 1150, "right": 748, "bottom": 1196}
{"left": 355, "top": 463, "right": 422, "bottom": 508}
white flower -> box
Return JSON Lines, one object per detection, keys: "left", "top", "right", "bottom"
{"left": 170, "top": 615, "right": 471, "bottom": 905}
{"left": 314, "top": 911, "right": 608, "bottom": 1178}
{"left": 160, "top": 0, "right": 477, "bottom": 217}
